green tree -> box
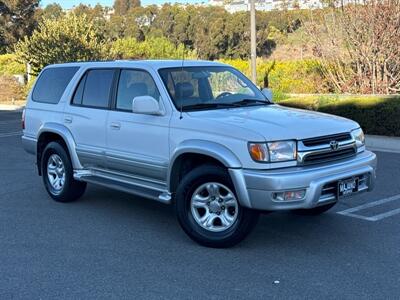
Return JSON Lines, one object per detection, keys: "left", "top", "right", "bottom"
{"left": 0, "top": 0, "right": 39, "bottom": 53}
{"left": 15, "top": 14, "right": 104, "bottom": 75}
{"left": 109, "top": 36, "right": 192, "bottom": 60}
{"left": 191, "top": 7, "right": 229, "bottom": 60}
{"left": 73, "top": 3, "right": 108, "bottom": 40}
{"left": 113, "top": 0, "right": 141, "bottom": 16}
{"left": 38, "top": 3, "right": 64, "bottom": 20}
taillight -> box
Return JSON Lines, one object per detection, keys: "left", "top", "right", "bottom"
{"left": 22, "top": 109, "right": 25, "bottom": 130}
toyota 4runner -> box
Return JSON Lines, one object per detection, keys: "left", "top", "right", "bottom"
{"left": 22, "top": 60, "right": 377, "bottom": 247}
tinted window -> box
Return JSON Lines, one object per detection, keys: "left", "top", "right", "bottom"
{"left": 81, "top": 69, "right": 115, "bottom": 108}
{"left": 72, "top": 74, "right": 87, "bottom": 105}
{"left": 32, "top": 67, "right": 79, "bottom": 104}
{"left": 116, "top": 69, "right": 160, "bottom": 111}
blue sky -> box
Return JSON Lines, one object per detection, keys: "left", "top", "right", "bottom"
{"left": 40, "top": 0, "right": 201, "bottom": 8}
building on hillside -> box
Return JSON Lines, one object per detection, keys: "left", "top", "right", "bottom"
{"left": 209, "top": 0, "right": 323, "bottom": 13}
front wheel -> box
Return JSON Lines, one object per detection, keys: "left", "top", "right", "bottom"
{"left": 175, "top": 165, "right": 259, "bottom": 248}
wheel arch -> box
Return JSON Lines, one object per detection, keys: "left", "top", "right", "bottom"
{"left": 168, "top": 140, "right": 242, "bottom": 194}
{"left": 37, "top": 123, "right": 82, "bottom": 175}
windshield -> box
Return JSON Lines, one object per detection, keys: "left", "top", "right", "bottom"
{"left": 158, "top": 66, "right": 268, "bottom": 111}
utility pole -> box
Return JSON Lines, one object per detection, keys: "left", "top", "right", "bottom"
{"left": 250, "top": 0, "right": 257, "bottom": 84}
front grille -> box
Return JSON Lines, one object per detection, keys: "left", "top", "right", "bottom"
{"left": 303, "top": 147, "right": 356, "bottom": 165}
{"left": 302, "top": 133, "right": 352, "bottom": 147}
{"left": 321, "top": 181, "right": 337, "bottom": 197}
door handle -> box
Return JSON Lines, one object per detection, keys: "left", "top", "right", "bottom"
{"left": 64, "top": 116, "right": 72, "bottom": 124}
{"left": 110, "top": 122, "right": 121, "bottom": 130}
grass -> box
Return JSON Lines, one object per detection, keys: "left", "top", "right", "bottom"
{"left": 276, "top": 94, "right": 400, "bottom": 137}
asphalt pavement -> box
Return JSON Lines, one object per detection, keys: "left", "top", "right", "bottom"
{"left": 0, "top": 111, "right": 399, "bottom": 299}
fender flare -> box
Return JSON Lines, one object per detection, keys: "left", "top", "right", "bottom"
{"left": 37, "top": 122, "right": 83, "bottom": 170}
{"left": 167, "top": 140, "right": 252, "bottom": 208}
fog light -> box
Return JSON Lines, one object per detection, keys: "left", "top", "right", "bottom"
{"left": 272, "top": 189, "right": 306, "bottom": 201}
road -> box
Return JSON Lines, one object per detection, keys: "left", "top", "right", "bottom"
{"left": 0, "top": 110, "right": 399, "bottom": 299}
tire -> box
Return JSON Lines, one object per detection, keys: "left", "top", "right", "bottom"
{"left": 41, "top": 141, "right": 86, "bottom": 203}
{"left": 175, "top": 165, "right": 259, "bottom": 248}
{"left": 293, "top": 202, "right": 336, "bottom": 216}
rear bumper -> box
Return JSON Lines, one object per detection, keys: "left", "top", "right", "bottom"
{"left": 229, "top": 150, "right": 377, "bottom": 211}
{"left": 21, "top": 135, "right": 37, "bottom": 155}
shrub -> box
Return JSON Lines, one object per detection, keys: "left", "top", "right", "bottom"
{"left": 0, "top": 54, "right": 25, "bottom": 75}
{"left": 109, "top": 37, "right": 195, "bottom": 60}
{"left": 219, "top": 58, "right": 327, "bottom": 94}
{"left": 0, "top": 76, "right": 25, "bottom": 103}
{"left": 278, "top": 95, "right": 400, "bottom": 137}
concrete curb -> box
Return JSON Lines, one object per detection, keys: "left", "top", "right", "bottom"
{"left": 0, "top": 104, "right": 25, "bottom": 112}
{"left": 366, "top": 135, "right": 400, "bottom": 154}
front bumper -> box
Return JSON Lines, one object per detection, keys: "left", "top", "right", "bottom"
{"left": 229, "top": 150, "right": 377, "bottom": 211}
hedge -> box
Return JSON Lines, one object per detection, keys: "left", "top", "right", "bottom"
{"left": 277, "top": 95, "right": 400, "bottom": 137}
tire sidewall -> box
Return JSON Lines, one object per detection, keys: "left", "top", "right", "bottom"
{"left": 175, "top": 166, "right": 249, "bottom": 245}
{"left": 41, "top": 142, "right": 73, "bottom": 200}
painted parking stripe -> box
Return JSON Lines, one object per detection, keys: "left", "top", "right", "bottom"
{"left": 0, "top": 131, "right": 21, "bottom": 138}
{"left": 337, "top": 194, "right": 400, "bottom": 221}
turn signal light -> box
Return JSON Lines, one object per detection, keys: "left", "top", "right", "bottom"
{"left": 248, "top": 143, "right": 269, "bottom": 162}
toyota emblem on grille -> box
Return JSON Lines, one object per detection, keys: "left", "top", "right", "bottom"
{"left": 330, "top": 140, "right": 339, "bottom": 150}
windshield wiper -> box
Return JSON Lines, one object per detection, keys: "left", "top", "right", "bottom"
{"left": 182, "top": 103, "right": 238, "bottom": 111}
{"left": 231, "top": 99, "right": 271, "bottom": 106}
{"left": 182, "top": 99, "right": 270, "bottom": 111}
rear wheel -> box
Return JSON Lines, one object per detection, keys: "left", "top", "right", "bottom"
{"left": 41, "top": 142, "right": 86, "bottom": 202}
{"left": 175, "top": 165, "right": 259, "bottom": 248}
{"left": 293, "top": 202, "right": 336, "bottom": 216}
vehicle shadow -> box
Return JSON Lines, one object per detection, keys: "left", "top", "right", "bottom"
{"left": 78, "top": 183, "right": 355, "bottom": 253}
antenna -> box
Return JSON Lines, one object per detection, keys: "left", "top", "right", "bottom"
{"left": 179, "top": 46, "right": 185, "bottom": 120}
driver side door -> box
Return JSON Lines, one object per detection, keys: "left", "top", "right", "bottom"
{"left": 105, "top": 68, "right": 170, "bottom": 183}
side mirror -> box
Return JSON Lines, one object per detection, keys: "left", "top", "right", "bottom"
{"left": 261, "top": 88, "right": 273, "bottom": 103}
{"left": 132, "top": 96, "right": 162, "bottom": 115}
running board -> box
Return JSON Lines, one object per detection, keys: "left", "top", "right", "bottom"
{"left": 74, "top": 170, "right": 172, "bottom": 204}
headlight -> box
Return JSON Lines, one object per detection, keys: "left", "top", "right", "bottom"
{"left": 268, "top": 141, "right": 297, "bottom": 162}
{"left": 248, "top": 141, "right": 297, "bottom": 163}
{"left": 351, "top": 128, "right": 365, "bottom": 147}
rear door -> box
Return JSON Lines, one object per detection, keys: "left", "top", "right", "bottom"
{"left": 64, "top": 68, "right": 117, "bottom": 169}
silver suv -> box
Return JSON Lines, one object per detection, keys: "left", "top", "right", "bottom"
{"left": 22, "top": 60, "right": 377, "bottom": 247}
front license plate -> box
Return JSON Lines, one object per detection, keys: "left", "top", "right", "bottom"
{"left": 338, "top": 177, "right": 359, "bottom": 198}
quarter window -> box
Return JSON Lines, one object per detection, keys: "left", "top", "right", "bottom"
{"left": 116, "top": 69, "right": 160, "bottom": 111}
{"left": 32, "top": 67, "right": 79, "bottom": 104}
{"left": 72, "top": 73, "right": 87, "bottom": 105}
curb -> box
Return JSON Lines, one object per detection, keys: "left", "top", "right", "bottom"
{"left": 0, "top": 104, "right": 25, "bottom": 112}
{"left": 366, "top": 135, "right": 400, "bottom": 154}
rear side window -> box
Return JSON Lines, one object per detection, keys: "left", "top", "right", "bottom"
{"left": 73, "top": 69, "right": 115, "bottom": 109}
{"left": 32, "top": 67, "right": 79, "bottom": 104}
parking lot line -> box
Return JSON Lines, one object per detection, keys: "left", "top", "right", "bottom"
{"left": 0, "top": 131, "right": 21, "bottom": 138}
{"left": 337, "top": 194, "right": 400, "bottom": 221}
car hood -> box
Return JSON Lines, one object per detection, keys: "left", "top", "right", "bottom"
{"left": 186, "top": 104, "right": 359, "bottom": 141}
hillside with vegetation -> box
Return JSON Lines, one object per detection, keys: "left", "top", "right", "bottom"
{"left": 0, "top": 0, "right": 399, "bottom": 135}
